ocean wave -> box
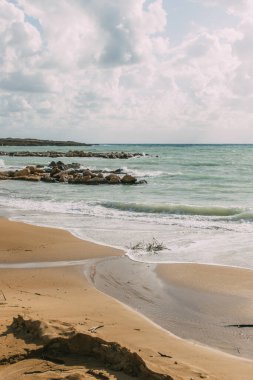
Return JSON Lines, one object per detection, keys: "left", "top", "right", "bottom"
{"left": 0, "top": 159, "right": 5, "bottom": 168}
{"left": 0, "top": 192, "right": 252, "bottom": 225}
{"left": 120, "top": 166, "right": 182, "bottom": 178}
{"left": 231, "top": 212, "right": 253, "bottom": 221}
{"left": 101, "top": 201, "right": 244, "bottom": 217}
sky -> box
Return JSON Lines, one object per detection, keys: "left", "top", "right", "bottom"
{"left": 0, "top": 0, "right": 253, "bottom": 143}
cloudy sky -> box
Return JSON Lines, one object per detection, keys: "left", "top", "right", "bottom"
{"left": 0, "top": 0, "right": 253, "bottom": 143}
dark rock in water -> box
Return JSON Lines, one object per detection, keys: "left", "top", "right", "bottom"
{"left": 0, "top": 150, "right": 151, "bottom": 159}
{"left": 67, "top": 162, "right": 81, "bottom": 169}
{"left": 86, "top": 177, "right": 107, "bottom": 185}
{"left": 121, "top": 174, "right": 137, "bottom": 184}
{"left": 0, "top": 161, "right": 147, "bottom": 186}
{"left": 56, "top": 161, "right": 65, "bottom": 170}
{"left": 105, "top": 174, "right": 121, "bottom": 184}
{"left": 114, "top": 168, "right": 124, "bottom": 174}
{"left": 12, "top": 175, "right": 41, "bottom": 182}
{"left": 136, "top": 179, "right": 147, "bottom": 184}
{"left": 50, "top": 167, "right": 61, "bottom": 177}
{"left": 15, "top": 168, "right": 31, "bottom": 177}
{"left": 41, "top": 174, "right": 56, "bottom": 183}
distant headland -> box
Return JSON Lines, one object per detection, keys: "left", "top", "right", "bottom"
{"left": 0, "top": 138, "right": 93, "bottom": 146}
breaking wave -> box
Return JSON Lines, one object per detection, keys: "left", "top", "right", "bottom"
{"left": 101, "top": 201, "right": 245, "bottom": 218}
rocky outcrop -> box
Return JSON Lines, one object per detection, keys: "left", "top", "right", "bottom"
{"left": 0, "top": 150, "right": 149, "bottom": 159}
{"left": 0, "top": 161, "right": 148, "bottom": 186}
{"left": 0, "top": 138, "right": 92, "bottom": 146}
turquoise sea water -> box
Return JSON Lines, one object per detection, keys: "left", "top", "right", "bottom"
{"left": 0, "top": 144, "right": 253, "bottom": 269}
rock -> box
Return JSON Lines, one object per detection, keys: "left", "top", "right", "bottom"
{"left": 7, "top": 171, "right": 16, "bottom": 178}
{"left": 41, "top": 174, "right": 56, "bottom": 183}
{"left": 59, "top": 174, "right": 70, "bottom": 183}
{"left": 105, "top": 174, "right": 121, "bottom": 184}
{"left": 34, "top": 168, "right": 46, "bottom": 175}
{"left": 27, "top": 166, "right": 36, "bottom": 174}
{"left": 82, "top": 175, "right": 92, "bottom": 182}
{"left": 114, "top": 168, "right": 124, "bottom": 174}
{"left": 0, "top": 150, "right": 151, "bottom": 159}
{"left": 50, "top": 167, "right": 61, "bottom": 177}
{"left": 136, "top": 180, "right": 147, "bottom": 184}
{"left": 83, "top": 169, "right": 96, "bottom": 178}
{"left": 25, "top": 166, "right": 45, "bottom": 175}
{"left": 12, "top": 175, "right": 41, "bottom": 182}
{"left": 66, "top": 163, "right": 81, "bottom": 169}
{"left": 86, "top": 177, "right": 107, "bottom": 185}
{"left": 15, "top": 168, "right": 30, "bottom": 177}
{"left": 68, "top": 174, "right": 88, "bottom": 184}
{"left": 1, "top": 161, "right": 147, "bottom": 186}
{"left": 121, "top": 174, "right": 137, "bottom": 184}
{"left": 56, "top": 161, "right": 66, "bottom": 170}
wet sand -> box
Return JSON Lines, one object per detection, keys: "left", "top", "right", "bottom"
{"left": 87, "top": 256, "right": 253, "bottom": 359}
{"left": 0, "top": 218, "right": 253, "bottom": 379}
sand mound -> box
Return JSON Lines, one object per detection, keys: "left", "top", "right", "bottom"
{"left": 0, "top": 315, "right": 173, "bottom": 380}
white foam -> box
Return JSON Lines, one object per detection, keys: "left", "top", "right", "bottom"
{"left": 120, "top": 166, "right": 182, "bottom": 178}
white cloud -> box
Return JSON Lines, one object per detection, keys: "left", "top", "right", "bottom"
{"left": 0, "top": 0, "right": 253, "bottom": 142}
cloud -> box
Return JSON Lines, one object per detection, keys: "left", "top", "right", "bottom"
{"left": 0, "top": 71, "right": 49, "bottom": 92}
{"left": 0, "top": 0, "right": 253, "bottom": 142}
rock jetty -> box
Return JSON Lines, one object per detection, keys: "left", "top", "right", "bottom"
{"left": 0, "top": 161, "right": 147, "bottom": 185}
{"left": 0, "top": 150, "right": 148, "bottom": 159}
{"left": 0, "top": 138, "right": 92, "bottom": 146}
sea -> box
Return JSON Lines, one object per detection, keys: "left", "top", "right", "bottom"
{"left": 0, "top": 144, "right": 253, "bottom": 270}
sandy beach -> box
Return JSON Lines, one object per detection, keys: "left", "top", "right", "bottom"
{"left": 0, "top": 219, "right": 253, "bottom": 379}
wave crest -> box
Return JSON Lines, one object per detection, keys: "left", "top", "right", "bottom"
{"left": 101, "top": 202, "right": 243, "bottom": 217}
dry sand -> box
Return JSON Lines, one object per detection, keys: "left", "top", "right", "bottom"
{"left": 0, "top": 218, "right": 253, "bottom": 379}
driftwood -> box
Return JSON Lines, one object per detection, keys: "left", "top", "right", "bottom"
{"left": 225, "top": 324, "right": 253, "bottom": 328}
{"left": 158, "top": 352, "right": 172, "bottom": 358}
{"left": 88, "top": 324, "right": 104, "bottom": 333}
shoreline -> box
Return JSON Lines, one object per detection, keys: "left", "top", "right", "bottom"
{"left": 87, "top": 256, "right": 253, "bottom": 360}
{"left": 0, "top": 219, "right": 253, "bottom": 379}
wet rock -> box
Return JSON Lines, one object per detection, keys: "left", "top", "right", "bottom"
{"left": 59, "top": 174, "right": 70, "bottom": 183}
{"left": 86, "top": 177, "right": 107, "bottom": 185}
{"left": 50, "top": 167, "right": 61, "bottom": 177}
{"left": 83, "top": 169, "right": 96, "bottom": 178}
{"left": 15, "top": 168, "right": 30, "bottom": 177}
{"left": 105, "top": 174, "right": 121, "bottom": 184}
{"left": 2, "top": 163, "right": 146, "bottom": 186}
{"left": 82, "top": 175, "right": 92, "bottom": 182}
{"left": 41, "top": 174, "right": 56, "bottom": 183}
{"left": 12, "top": 175, "right": 41, "bottom": 182}
{"left": 121, "top": 174, "right": 137, "bottom": 184}
{"left": 0, "top": 150, "right": 151, "bottom": 159}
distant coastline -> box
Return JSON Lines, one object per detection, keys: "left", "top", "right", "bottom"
{"left": 0, "top": 138, "right": 93, "bottom": 146}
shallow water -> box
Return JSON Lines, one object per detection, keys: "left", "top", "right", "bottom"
{"left": 1, "top": 144, "right": 253, "bottom": 269}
